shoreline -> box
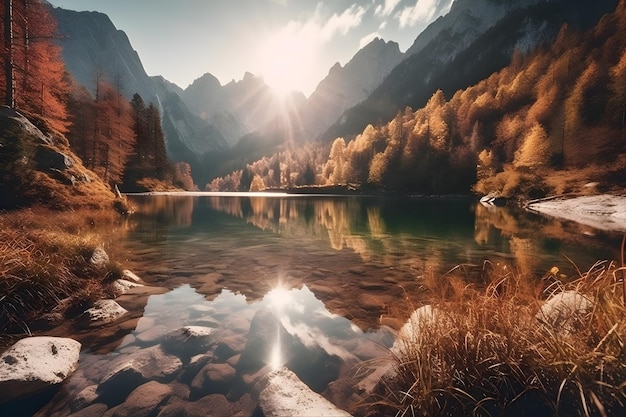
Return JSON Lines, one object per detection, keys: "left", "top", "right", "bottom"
{"left": 527, "top": 194, "right": 626, "bottom": 233}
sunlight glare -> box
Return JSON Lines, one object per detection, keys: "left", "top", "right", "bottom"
{"left": 255, "top": 25, "right": 317, "bottom": 97}
{"left": 265, "top": 286, "right": 293, "bottom": 311}
{"left": 269, "top": 331, "right": 282, "bottom": 370}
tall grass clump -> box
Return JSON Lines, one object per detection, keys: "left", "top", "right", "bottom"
{"left": 370, "top": 252, "right": 626, "bottom": 417}
{"left": 0, "top": 209, "right": 124, "bottom": 338}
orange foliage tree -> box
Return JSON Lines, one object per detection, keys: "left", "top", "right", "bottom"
{"left": 0, "top": 0, "right": 70, "bottom": 132}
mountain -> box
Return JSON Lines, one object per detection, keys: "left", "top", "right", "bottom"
{"left": 51, "top": 6, "right": 233, "bottom": 169}
{"left": 151, "top": 77, "right": 229, "bottom": 161}
{"left": 209, "top": 0, "right": 626, "bottom": 196}
{"left": 181, "top": 71, "right": 307, "bottom": 148}
{"left": 51, "top": 8, "right": 157, "bottom": 103}
{"left": 321, "top": 0, "right": 619, "bottom": 143}
{"left": 298, "top": 38, "right": 404, "bottom": 141}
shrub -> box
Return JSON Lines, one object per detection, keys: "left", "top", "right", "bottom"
{"left": 370, "top": 255, "right": 626, "bottom": 417}
{"left": 0, "top": 209, "right": 124, "bottom": 338}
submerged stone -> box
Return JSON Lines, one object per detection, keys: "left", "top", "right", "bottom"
{"left": 161, "top": 326, "right": 216, "bottom": 359}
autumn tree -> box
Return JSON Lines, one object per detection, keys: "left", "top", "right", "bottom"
{"left": 513, "top": 122, "right": 551, "bottom": 169}
{"left": 173, "top": 161, "right": 197, "bottom": 191}
{"left": 1, "top": 0, "right": 70, "bottom": 132}
{"left": 324, "top": 137, "right": 347, "bottom": 185}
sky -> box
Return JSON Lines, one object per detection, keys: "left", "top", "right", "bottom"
{"left": 47, "top": 0, "right": 454, "bottom": 97}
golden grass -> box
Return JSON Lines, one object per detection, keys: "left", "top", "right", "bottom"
{"left": 369, "top": 250, "right": 626, "bottom": 417}
{"left": 0, "top": 209, "right": 125, "bottom": 338}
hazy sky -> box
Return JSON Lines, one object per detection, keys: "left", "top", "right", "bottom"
{"left": 47, "top": 0, "right": 454, "bottom": 96}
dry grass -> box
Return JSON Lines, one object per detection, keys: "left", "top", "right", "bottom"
{"left": 0, "top": 209, "right": 125, "bottom": 338}
{"left": 369, "top": 249, "right": 626, "bottom": 417}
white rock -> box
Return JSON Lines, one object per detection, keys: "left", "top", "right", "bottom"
{"left": 81, "top": 299, "right": 128, "bottom": 327}
{"left": 537, "top": 290, "right": 595, "bottom": 333}
{"left": 122, "top": 269, "right": 142, "bottom": 283}
{"left": 0, "top": 337, "right": 81, "bottom": 403}
{"left": 528, "top": 194, "right": 626, "bottom": 232}
{"left": 89, "top": 246, "right": 110, "bottom": 267}
{"left": 113, "top": 279, "right": 144, "bottom": 296}
{"left": 256, "top": 367, "right": 352, "bottom": 417}
{"left": 392, "top": 305, "right": 442, "bottom": 355}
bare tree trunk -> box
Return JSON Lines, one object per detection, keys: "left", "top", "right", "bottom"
{"left": 4, "top": 0, "right": 14, "bottom": 107}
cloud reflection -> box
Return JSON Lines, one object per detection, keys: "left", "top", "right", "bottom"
{"left": 262, "top": 284, "right": 360, "bottom": 364}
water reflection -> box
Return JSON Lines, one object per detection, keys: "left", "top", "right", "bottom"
{"left": 34, "top": 282, "right": 389, "bottom": 417}
{"left": 127, "top": 193, "right": 622, "bottom": 279}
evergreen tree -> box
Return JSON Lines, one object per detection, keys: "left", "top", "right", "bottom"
{"left": 122, "top": 94, "right": 173, "bottom": 190}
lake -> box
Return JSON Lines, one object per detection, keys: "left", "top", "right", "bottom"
{"left": 14, "top": 193, "right": 625, "bottom": 417}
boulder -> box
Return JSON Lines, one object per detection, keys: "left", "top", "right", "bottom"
{"left": 537, "top": 290, "right": 595, "bottom": 333}
{"left": 255, "top": 367, "right": 352, "bottom": 417}
{"left": 78, "top": 299, "right": 128, "bottom": 327}
{"left": 67, "top": 403, "right": 109, "bottom": 417}
{"left": 108, "top": 381, "right": 172, "bottom": 417}
{"left": 35, "top": 145, "right": 74, "bottom": 172}
{"left": 112, "top": 279, "right": 144, "bottom": 296}
{"left": 156, "top": 394, "right": 230, "bottom": 417}
{"left": 190, "top": 363, "right": 237, "bottom": 397}
{"left": 0, "top": 336, "right": 81, "bottom": 403}
{"left": 69, "top": 384, "right": 99, "bottom": 412}
{"left": 161, "top": 326, "right": 215, "bottom": 360}
{"left": 392, "top": 305, "right": 442, "bottom": 355}
{"left": 97, "top": 345, "right": 182, "bottom": 406}
{"left": 121, "top": 270, "right": 142, "bottom": 283}
{"left": 90, "top": 246, "right": 110, "bottom": 267}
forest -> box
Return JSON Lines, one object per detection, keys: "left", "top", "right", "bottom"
{"left": 208, "top": 2, "right": 626, "bottom": 200}
{"left": 0, "top": 0, "right": 195, "bottom": 197}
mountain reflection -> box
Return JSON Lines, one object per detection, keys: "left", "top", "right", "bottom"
{"left": 126, "top": 194, "right": 622, "bottom": 280}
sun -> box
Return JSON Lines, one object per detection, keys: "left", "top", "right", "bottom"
{"left": 255, "top": 27, "right": 317, "bottom": 97}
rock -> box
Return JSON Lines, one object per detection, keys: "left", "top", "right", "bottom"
{"left": 180, "top": 353, "right": 213, "bottom": 384}
{"left": 109, "top": 380, "right": 172, "bottom": 417}
{"left": 0, "top": 336, "right": 81, "bottom": 403}
{"left": 213, "top": 335, "right": 245, "bottom": 362}
{"left": 90, "top": 246, "right": 110, "bottom": 267}
{"left": 97, "top": 345, "right": 182, "bottom": 406}
{"left": 121, "top": 270, "right": 142, "bottom": 283}
{"left": 392, "top": 305, "right": 442, "bottom": 355}
{"left": 69, "top": 384, "right": 99, "bottom": 412}
{"left": 255, "top": 367, "right": 352, "bottom": 417}
{"left": 0, "top": 106, "right": 52, "bottom": 145}
{"left": 35, "top": 145, "right": 74, "bottom": 172}
{"left": 537, "top": 290, "right": 595, "bottom": 333}
{"left": 67, "top": 403, "right": 109, "bottom": 417}
{"left": 136, "top": 324, "right": 170, "bottom": 345}
{"left": 190, "top": 363, "right": 237, "bottom": 397}
{"left": 156, "top": 394, "right": 230, "bottom": 417}
{"left": 78, "top": 299, "right": 128, "bottom": 327}
{"left": 112, "top": 279, "right": 144, "bottom": 296}
{"left": 161, "top": 326, "right": 215, "bottom": 359}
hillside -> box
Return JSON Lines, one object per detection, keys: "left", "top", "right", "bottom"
{"left": 321, "top": 0, "right": 619, "bottom": 144}
{"left": 208, "top": 0, "right": 626, "bottom": 199}
{"left": 0, "top": 106, "right": 121, "bottom": 210}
